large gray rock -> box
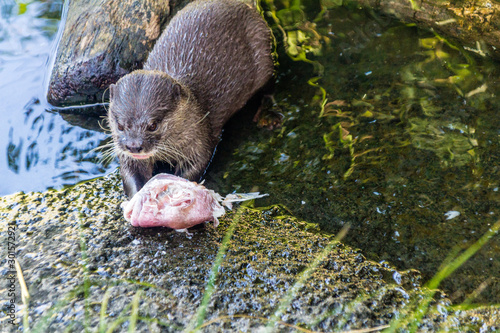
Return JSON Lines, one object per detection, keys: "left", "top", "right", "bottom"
{"left": 47, "top": 0, "right": 172, "bottom": 106}
{"left": 46, "top": 0, "right": 250, "bottom": 108}
{"left": 1, "top": 172, "right": 498, "bottom": 332}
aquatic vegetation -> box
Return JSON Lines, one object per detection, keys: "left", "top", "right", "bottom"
{"left": 396, "top": 33, "right": 484, "bottom": 168}
{"left": 406, "top": 117, "right": 478, "bottom": 168}
{"left": 261, "top": 0, "right": 329, "bottom": 114}
{"left": 261, "top": 0, "right": 491, "bottom": 175}
{"left": 217, "top": 0, "right": 500, "bottom": 305}
{"left": 318, "top": 25, "right": 488, "bottom": 174}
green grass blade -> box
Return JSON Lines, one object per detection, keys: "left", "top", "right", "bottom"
{"left": 128, "top": 290, "right": 142, "bottom": 332}
{"left": 263, "top": 224, "right": 350, "bottom": 332}
{"left": 99, "top": 287, "right": 113, "bottom": 333}
{"left": 186, "top": 206, "right": 246, "bottom": 332}
{"left": 384, "top": 219, "right": 500, "bottom": 332}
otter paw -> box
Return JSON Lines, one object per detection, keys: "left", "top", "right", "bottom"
{"left": 253, "top": 96, "right": 284, "bottom": 130}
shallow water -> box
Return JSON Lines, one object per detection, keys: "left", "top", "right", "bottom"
{"left": 208, "top": 2, "right": 500, "bottom": 304}
{"left": 1, "top": 0, "right": 498, "bottom": 305}
{"left": 0, "top": 0, "right": 117, "bottom": 195}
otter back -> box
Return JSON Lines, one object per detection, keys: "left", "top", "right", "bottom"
{"left": 144, "top": 0, "right": 274, "bottom": 134}
{"left": 109, "top": 0, "right": 274, "bottom": 197}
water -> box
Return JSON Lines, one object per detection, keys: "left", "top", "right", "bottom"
{"left": 208, "top": 2, "right": 500, "bottom": 304}
{"left": 1, "top": 0, "right": 498, "bottom": 304}
{"left": 0, "top": 0, "right": 117, "bottom": 195}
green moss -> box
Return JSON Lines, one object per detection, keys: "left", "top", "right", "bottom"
{"left": 208, "top": 0, "right": 500, "bottom": 304}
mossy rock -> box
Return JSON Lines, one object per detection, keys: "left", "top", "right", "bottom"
{"left": 1, "top": 172, "right": 499, "bottom": 331}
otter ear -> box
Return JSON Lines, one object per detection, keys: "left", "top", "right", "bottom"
{"left": 172, "top": 83, "right": 182, "bottom": 99}
{"left": 109, "top": 84, "right": 116, "bottom": 100}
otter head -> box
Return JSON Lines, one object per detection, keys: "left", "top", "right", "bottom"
{"left": 108, "top": 70, "right": 187, "bottom": 161}
{"left": 108, "top": 70, "right": 212, "bottom": 180}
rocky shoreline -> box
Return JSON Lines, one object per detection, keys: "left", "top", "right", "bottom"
{"left": 1, "top": 172, "right": 498, "bottom": 332}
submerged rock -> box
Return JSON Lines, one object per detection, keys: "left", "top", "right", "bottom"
{"left": 0, "top": 172, "right": 498, "bottom": 332}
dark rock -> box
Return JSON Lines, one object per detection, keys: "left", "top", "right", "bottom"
{"left": 1, "top": 172, "right": 499, "bottom": 332}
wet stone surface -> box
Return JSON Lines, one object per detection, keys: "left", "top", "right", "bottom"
{"left": 0, "top": 173, "right": 499, "bottom": 332}
{"left": 2, "top": 0, "right": 498, "bottom": 307}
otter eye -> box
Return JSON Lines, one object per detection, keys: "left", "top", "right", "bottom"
{"left": 147, "top": 122, "right": 158, "bottom": 132}
{"left": 117, "top": 123, "right": 124, "bottom": 131}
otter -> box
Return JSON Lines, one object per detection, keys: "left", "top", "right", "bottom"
{"left": 108, "top": 0, "right": 274, "bottom": 197}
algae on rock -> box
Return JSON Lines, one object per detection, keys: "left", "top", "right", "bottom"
{"left": 0, "top": 173, "right": 499, "bottom": 332}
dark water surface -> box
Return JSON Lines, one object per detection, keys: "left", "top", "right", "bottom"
{"left": 1, "top": 0, "right": 498, "bottom": 304}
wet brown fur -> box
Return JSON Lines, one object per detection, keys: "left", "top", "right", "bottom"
{"left": 108, "top": 0, "right": 274, "bottom": 197}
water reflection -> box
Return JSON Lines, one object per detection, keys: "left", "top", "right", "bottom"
{"left": 210, "top": 2, "right": 500, "bottom": 304}
{"left": 0, "top": 0, "right": 118, "bottom": 195}
{"left": 1, "top": 0, "right": 498, "bottom": 307}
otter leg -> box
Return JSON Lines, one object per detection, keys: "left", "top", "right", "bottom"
{"left": 120, "top": 157, "right": 153, "bottom": 197}
{"left": 253, "top": 80, "right": 283, "bottom": 130}
{"left": 176, "top": 158, "right": 210, "bottom": 182}
{"left": 176, "top": 139, "right": 218, "bottom": 182}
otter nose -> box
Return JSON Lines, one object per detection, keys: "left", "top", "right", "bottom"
{"left": 125, "top": 144, "right": 143, "bottom": 154}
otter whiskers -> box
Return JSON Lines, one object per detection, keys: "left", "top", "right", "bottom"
{"left": 155, "top": 141, "right": 196, "bottom": 171}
